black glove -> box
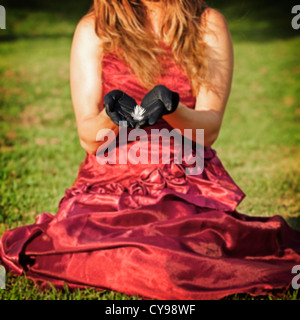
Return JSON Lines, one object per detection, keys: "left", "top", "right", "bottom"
{"left": 104, "top": 90, "right": 137, "bottom": 127}
{"left": 137, "top": 85, "right": 180, "bottom": 128}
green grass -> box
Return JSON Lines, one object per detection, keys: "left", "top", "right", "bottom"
{"left": 0, "top": 0, "right": 299, "bottom": 300}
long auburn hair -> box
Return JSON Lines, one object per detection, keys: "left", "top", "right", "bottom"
{"left": 89, "top": 0, "right": 208, "bottom": 95}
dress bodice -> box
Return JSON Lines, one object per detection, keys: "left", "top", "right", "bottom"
{"left": 101, "top": 50, "right": 196, "bottom": 108}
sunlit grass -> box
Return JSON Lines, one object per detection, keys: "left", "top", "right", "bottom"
{"left": 214, "top": 37, "right": 300, "bottom": 221}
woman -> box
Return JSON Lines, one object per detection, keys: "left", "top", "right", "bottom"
{"left": 0, "top": 0, "right": 300, "bottom": 300}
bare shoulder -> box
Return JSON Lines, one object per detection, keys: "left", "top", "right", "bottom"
{"left": 202, "top": 7, "right": 229, "bottom": 30}
{"left": 200, "top": 7, "right": 233, "bottom": 51}
{"left": 77, "top": 12, "right": 96, "bottom": 30}
{"left": 73, "top": 12, "right": 102, "bottom": 47}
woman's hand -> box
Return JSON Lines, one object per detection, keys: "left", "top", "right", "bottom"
{"left": 104, "top": 90, "right": 137, "bottom": 128}
{"left": 137, "top": 85, "right": 180, "bottom": 128}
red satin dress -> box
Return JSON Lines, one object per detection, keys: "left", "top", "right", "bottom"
{"left": 1, "top": 51, "right": 300, "bottom": 300}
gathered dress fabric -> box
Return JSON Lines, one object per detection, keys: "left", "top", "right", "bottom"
{"left": 1, "top": 50, "right": 300, "bottom": 300}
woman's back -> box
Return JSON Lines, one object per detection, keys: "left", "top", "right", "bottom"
{"left": 101, "top": 48, "right": 196, "bottom": 109}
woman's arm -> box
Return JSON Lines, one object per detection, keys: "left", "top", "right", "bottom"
{"left": 163, "top": 8, "right": 234, "bottom": 147}
{"left": 70, "top": 14, "right": 119, "bottom": 155}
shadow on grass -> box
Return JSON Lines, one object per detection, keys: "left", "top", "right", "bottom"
{"left": 0, "top": 0, "right": 92, "bottom": 41}
{"left": 210, "top": 0, "right": 299, "bottom": 42}
{"left": 0, "top": 0, "right": 299, "bottom": 42}
{"left": 2, "top": 0, "right": 92, "bottom": 14}
{"left": 287, "top": 216, "right": 300, "bottom": 232}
